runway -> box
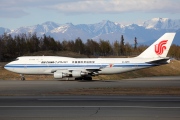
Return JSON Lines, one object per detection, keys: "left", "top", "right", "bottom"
{"left": 0, "top": 76, "right": 180, "bottom": 119}
{"left": 0, "top": 96, "right": 180, "bottom": 120}
{"left": 0, "top": 76, "right": 180, "bottom": 96}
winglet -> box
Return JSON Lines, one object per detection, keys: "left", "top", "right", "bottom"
{"left": 137, "top": 33, "right": 176, "bottom": 58}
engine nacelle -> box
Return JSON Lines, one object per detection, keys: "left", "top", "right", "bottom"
{"left": 54, "top": 72, "right": 66, "bottom": 79}
{"left": 72, "top": 71, "right": 81, "bottom": 77}
{"left": 54, "top": 71, "right": 88, "bottom": 79}
{"left": 72, "top": 71, "right": 87, "bottom": 77}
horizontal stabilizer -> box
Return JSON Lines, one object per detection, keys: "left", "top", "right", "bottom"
{"left": 146, "top": 58, "right": 170, "bottom": 64}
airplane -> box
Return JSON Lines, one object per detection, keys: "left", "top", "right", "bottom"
{"left": 4, "top": 33, "right": 176, "bottom": 81}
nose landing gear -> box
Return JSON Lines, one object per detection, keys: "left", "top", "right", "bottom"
{"left": 20, "top": 74, "right": 25, "bottom": 81}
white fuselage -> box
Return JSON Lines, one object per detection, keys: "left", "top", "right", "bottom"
{"left": 4, "top": 56, "right": 157, "bottom": 75}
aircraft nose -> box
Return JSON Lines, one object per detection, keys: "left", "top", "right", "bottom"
{"left": 4, "top": 64, "right": 9, "bottom": 70}
{"left": 4, "top": 63, "right": 12, "bottom": 71}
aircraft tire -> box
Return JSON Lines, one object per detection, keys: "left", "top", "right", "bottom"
{"left": 21, "top": 77, "right": 25, "bottom": 81}
{"left": 83, "top": 77, "right": 92, "bottom": 81}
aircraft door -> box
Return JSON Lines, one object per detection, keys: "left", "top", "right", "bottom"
{"left": 46, "top": 62, "right": 49, "bottom": 67}
{"left": 24, "top": 64, "right": 27, "bottom": 69}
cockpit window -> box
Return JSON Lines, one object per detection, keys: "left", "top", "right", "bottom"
{"left": 14, "top": 58, "right": 19, "bottom": 61}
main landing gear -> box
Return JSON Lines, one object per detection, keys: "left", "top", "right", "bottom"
{"left": 20, "top": 74, "right": 25, "bottom": 81}
{"left": 75, "top": 76, "right": 92, "bottom": 81}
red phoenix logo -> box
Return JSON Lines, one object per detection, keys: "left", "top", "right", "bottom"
{"left": 155, "top": 40, "right": 168, "bottom": 55}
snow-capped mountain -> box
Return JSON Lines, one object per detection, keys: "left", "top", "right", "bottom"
{"left": 9, "top": 21, "right": 60, "bottom": 36}
{"left": 0, "top": 18, "right": 180, "bottom": 45}
{"left": 143, "top": 18, "right": 180, "bottom": 30}
{"left": 0, "top": 27, "right": 11, "bottom": 35}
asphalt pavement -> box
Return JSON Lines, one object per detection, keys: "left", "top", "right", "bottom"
{"left": 0, "top": 76, "right": 180, "bottom": 120}
{"left": 0, "top": 96, "right": 180, "bottom": 120}
{"left": 0, "top": 76, "right": 180, "bottom": 96}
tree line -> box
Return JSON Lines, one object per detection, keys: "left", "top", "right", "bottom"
{"left": 0, "top": 33, "right": 179, "bottom": 61}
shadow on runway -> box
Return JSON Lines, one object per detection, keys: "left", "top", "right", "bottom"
{"left": 56, "top": 79, "right": 116, "bottom": 82}
{"left": 78, "top": 80, "right": 116, "bottom": 82}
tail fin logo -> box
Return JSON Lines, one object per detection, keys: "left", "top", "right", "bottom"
{"left": 155, "top": 40, "right": 168, "bottom": 55}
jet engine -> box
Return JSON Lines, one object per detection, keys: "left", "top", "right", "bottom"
{"left": 72, "top": 71, "right": 87, "bottom": 77}
{"left": 54, "top": 72, "right": 67, "bottom": 79}
{"left": 54, "top": 70, "right": 88, "bottom": 79}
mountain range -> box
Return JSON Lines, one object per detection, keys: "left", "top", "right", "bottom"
{"left": 0, "top": 18, "right": 180, "bottom": 45}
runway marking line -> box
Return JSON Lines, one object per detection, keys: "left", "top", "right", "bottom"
{"left": 37, "top": 99, "right": 180, "bottom": 102}
{"left": 0, "top": 106, "right": 180, "bottom": 109}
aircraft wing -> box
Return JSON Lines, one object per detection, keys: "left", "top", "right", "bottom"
{"left": 146, "top": 57, "right": 170, "bottom": 64}
{"left": 51, "top": 67, "right": 102, "bottom": 73}
{"left": 68, "top": 67, "right": 102, "bottom": 72}
{"left": 85, "top": 67, "right": 102, "bottom": 72}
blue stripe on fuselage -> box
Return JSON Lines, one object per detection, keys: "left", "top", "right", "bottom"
{"left": 4, "top": 63, "right": 154, "bottom": 68}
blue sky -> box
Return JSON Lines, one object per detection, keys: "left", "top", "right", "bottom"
{"left": 0, "top": 0, "right": 180, "bottom": 29}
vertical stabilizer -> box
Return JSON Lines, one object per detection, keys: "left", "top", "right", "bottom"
{"left": 137, "top": 33, "right": 176, "bottom": 58}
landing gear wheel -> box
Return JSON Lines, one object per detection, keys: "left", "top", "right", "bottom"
{"left": 75, "top": 77, "right": 83, "bottom": 80}
{"left": 87, "top": 77, "right": 92, "bottom": 81}
{"left": 21, "top": 77, "right": 25, "bottom": 81}
{"left": 83, "top": 77, "right": 92, "bottom": 81}
{"left": 20, "top": 74, "right": 25, "bottom": 81}
{"left": 75, "top": 77, "right": 92, "bottom": 81}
